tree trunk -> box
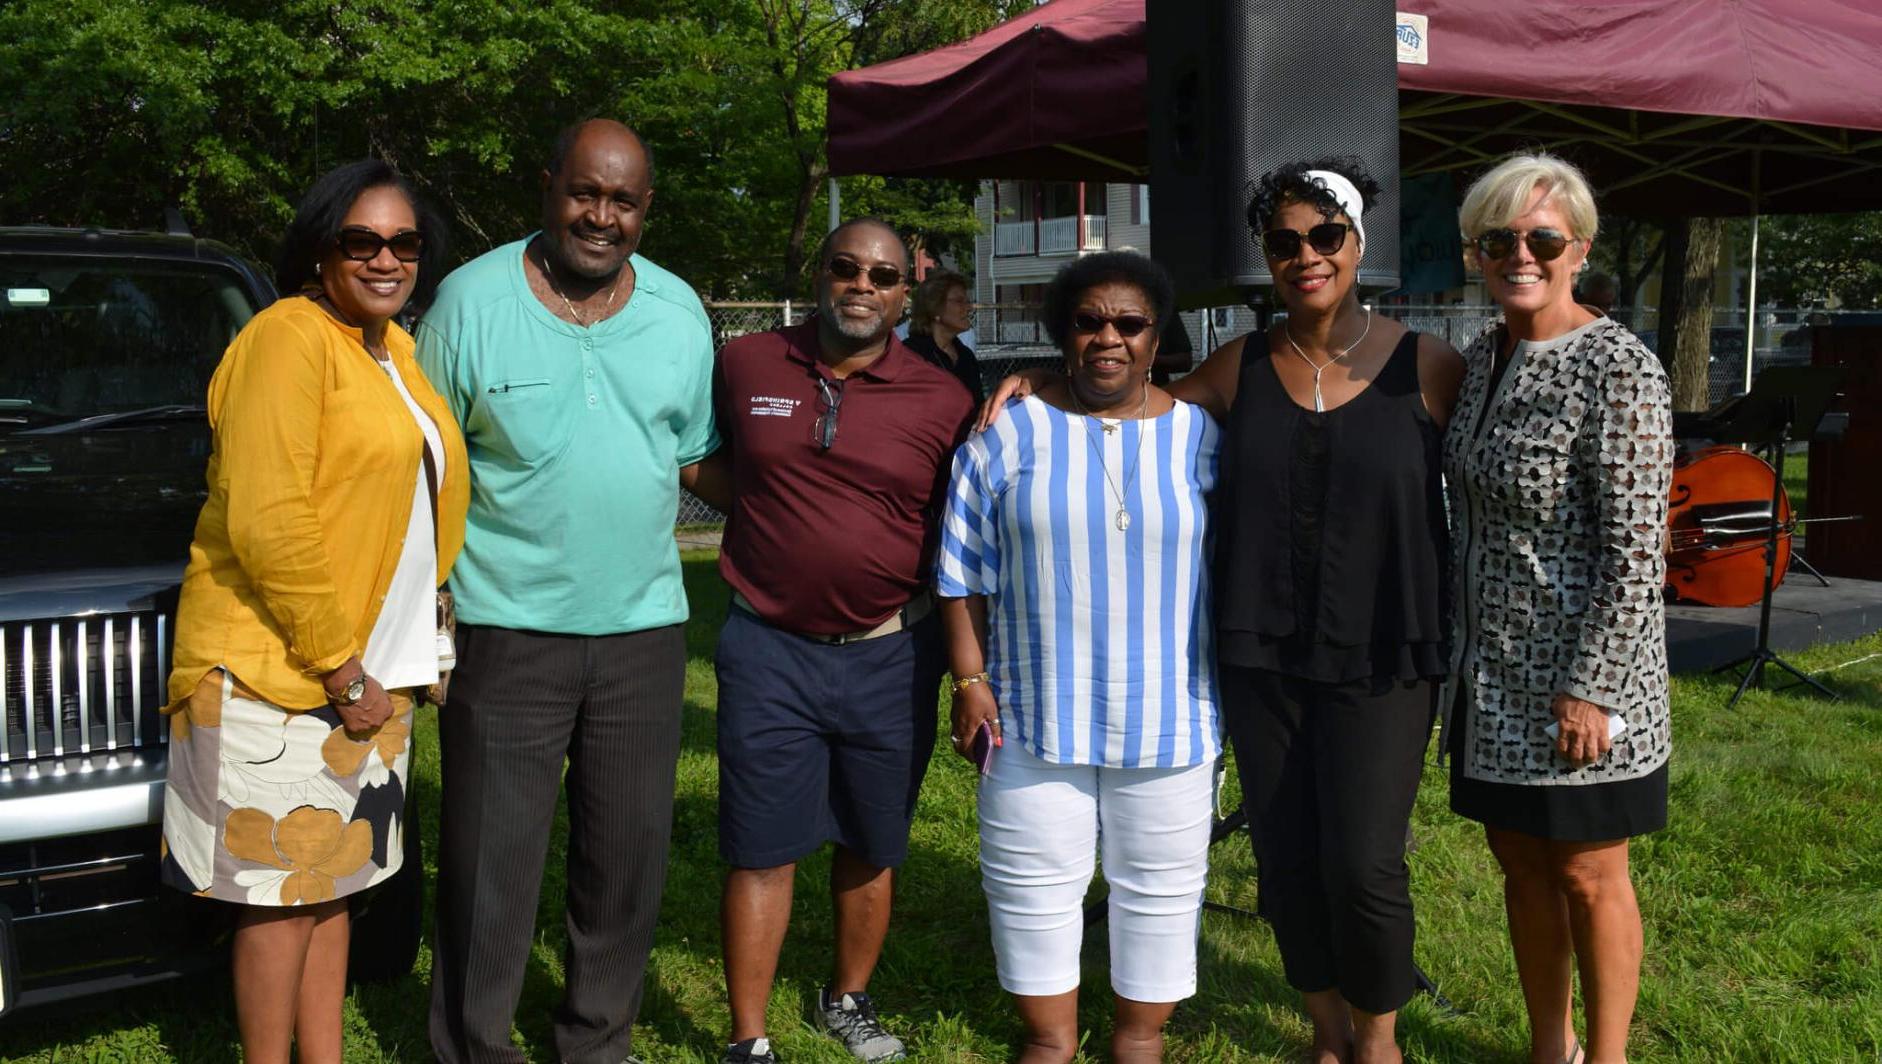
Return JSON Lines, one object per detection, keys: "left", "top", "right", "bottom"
{"left": 1656, "top": 217, "right": 1688, "bottom": 375}
{"left": 779, "top": 158, "right": 828, "bottom": 298}
{"left": 1657, "top": 217, "right": 1724, "bottom": 411}
{"left": 1607, "top": 216, "right": 1664, "bottom": 334}
{"left": 1671, "top": 218, "right": 1724, "bottom": 410}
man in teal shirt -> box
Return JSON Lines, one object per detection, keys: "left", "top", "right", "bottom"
{"left": 418, "top": 118, "right": 722, "bottom": 1064}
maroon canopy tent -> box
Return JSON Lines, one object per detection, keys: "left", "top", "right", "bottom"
{"left": 828, "top": 0, "right": 1147, "bottom": 183}
{"left": 827, "top": 0, "right": 1882, "bottom": 215}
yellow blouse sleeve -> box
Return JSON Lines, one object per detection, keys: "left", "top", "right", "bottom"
{"left": 208, "top": 311, "right": 360, "bottom": 675}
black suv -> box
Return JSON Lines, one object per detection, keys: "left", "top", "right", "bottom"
{"left": 0, "top": 226, "right": 418, "bottom": 1017}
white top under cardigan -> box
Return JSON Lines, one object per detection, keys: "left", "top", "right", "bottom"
{"left": 362, "top": 356, "right": 446, "bottom": 690}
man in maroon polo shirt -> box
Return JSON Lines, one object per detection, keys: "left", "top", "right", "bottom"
{"left": 712, "top": 218, "right": 974, "bottom": 1064}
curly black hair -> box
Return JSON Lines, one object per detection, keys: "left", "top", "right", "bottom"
{"left": 1243, "top": 156, "right": 1382, "bottom": 235}
{"left": 1041, "top": 251, "right": 1177, "bottom": 349}
{"left": 274, "top": 159, "right": 449, "bottom": 308}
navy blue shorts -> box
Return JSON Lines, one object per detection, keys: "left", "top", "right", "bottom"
{"left": 715, "top": 607, "right": 944, "bottom": 870}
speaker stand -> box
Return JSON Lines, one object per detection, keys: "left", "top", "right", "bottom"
{"left": 1716, "top": 407, "right": 1837, "bottom": 708}
{"left": 1789, "top": 546, "right": 1832, "bottom": 588}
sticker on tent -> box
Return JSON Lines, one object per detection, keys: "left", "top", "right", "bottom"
{"left": 1397, "top": 13, "right": 1429, "bottom": 65}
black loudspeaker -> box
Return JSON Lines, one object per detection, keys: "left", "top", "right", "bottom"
{"left": 1149, "top": 0, "right": 1401, "bottom": 306}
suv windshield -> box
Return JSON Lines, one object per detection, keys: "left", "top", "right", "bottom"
{"left": 1, "top": 257, "right": 256, "bottom": 430}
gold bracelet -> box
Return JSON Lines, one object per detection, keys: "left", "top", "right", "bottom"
{"left": 951, "top": 671, "right": 991, "bottom": 695}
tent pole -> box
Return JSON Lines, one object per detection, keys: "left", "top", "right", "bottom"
{"left": 1741, "top": 154, "right": 1763, "bottom": 396}
{"left": 829, "top": 177, "right": 842, "bottom": 233}
{"left": 1742, "top": 211, "right": 1759, "bottom": 395}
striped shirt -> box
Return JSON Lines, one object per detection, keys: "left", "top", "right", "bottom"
{"left": 936, "top": 396, "right": 1222, "bottom": 768}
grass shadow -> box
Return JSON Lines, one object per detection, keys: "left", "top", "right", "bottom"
{"left": 0, "top": 976, "right": 243, "bottom": 1062}
{"left": 348, "top": 964, "right": 434, "bottom": 1060}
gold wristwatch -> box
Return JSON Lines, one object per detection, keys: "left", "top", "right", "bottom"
{"left": 330, "top": 674, "right": 367, "bottom": 706}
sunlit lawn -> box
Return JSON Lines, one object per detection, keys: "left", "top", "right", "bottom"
{"left": 3, "top": 549, "right": 1880, "bottom": 1061}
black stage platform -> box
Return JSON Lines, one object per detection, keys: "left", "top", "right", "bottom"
{"left": 1667, "top": 572, "right": 1882, "bottom": 673}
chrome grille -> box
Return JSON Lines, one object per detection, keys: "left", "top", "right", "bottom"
{"left": 0, "top": 826, "right": 162, "bottom": 922}
{"left": 2, "top": 612, "right": 172, "bottom": 764}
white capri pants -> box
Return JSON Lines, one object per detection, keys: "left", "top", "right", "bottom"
{"left": 978, "top": 742, "right": 1215, "bottom": 1001}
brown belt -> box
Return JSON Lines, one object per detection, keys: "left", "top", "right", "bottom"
{"left": 730, "top": 590, "right": 934, "bottom": 645}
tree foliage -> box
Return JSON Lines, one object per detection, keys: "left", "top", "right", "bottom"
{"left": 0, "top": 0, "right": 1026, "bottom": 298}
{"left": 1753, "top": 213, "right": 1882, "bottom": 310}
{"left": 1587, "top": 214, "right": 1665, "bottom": 330}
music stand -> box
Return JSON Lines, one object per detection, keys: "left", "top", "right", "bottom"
{"left": 1706, "top": 366, "right": 1846, "bottom": 708}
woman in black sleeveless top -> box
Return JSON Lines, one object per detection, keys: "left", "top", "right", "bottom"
{"left": 1184, "top": 160, "right": 1464, "bottom": 1064}
{"left": 977, "top": 159, "right": 1464, "bottom": 1062}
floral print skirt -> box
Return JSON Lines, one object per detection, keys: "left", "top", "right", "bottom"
{"left": 160, "top": 669, "right": 414, "bottom": 905}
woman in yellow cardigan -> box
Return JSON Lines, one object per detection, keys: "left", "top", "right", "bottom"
{"left": 160, "top": 159, "right": 469, "bottom": 1064}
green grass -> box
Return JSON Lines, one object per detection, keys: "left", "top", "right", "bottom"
{"left": 5, "top": 550, "right": 1882, "bottom": 1061}
{"left": 1785, "top": 449, "right": 1809, "bottom": 519}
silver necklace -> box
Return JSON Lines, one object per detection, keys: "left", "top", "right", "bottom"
{"left": 1068, "top": 383, "right": 1150, "bottom": 532}
{"left": 538, "top": 245, "right": 624, "bottom": 328}
{"left": 1284, "top": 308, "right": 1373, "bottom": 413}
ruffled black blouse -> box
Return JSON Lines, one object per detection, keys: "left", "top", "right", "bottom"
{"left": 1214, "top": 329, "right": 1449, "bottom": 683}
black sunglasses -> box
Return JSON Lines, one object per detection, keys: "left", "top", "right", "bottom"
{"left": 1475, "top": 227, "right": 1575, "bottom": 262}
{"left": 826, "top": 256, "right": 904, "bottom": 289}
{"left": 1261, "top": 222, "right": 1351, "bottom": 260}
{"left": 1070, "top": 311, "right": 1156, "bottom": 338}
{"left": 336, "top": 227, "right": 425, "bottom": 263}
{"left": 813, "top": 376, "right": 844, "bottom": 451}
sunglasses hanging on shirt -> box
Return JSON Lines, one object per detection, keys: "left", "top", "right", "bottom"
{"left": 813, "top": 376, "right": 844, "bottom": 451}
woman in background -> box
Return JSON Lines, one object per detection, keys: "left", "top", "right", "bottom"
{"left": 904, "top": 269, "right": 984, "bottom": 402}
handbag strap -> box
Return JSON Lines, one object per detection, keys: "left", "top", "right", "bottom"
{"left": 419, "top": 442, "right": 439, "bottom": 531}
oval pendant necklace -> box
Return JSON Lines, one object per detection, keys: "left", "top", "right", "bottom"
{"left": 1284, "top": 308, "right": 1372, "bottom": 412}
{"left": 1068, "top": 384, "right": 1149, "bottom": 532}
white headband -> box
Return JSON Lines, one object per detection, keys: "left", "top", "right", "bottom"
{"left": 1304, "top": 169, "right": 1366, "bottom": 254}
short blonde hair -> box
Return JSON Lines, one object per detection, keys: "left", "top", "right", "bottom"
{"left": 909, "top": 270, "right": 968, "bottom": 335}
{"left": 1459, "top": 152, "right": 1599, "bottom": 242}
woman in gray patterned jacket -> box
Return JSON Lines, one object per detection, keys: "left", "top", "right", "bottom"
{"left": 1444, "top": 152, "right": 1672, "bottom": 1064}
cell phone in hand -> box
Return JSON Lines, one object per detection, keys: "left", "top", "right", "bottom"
{"left": 969, "top": 721, "right": 994, "bottom": 776}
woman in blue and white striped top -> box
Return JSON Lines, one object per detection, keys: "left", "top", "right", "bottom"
{"left": 937, "top": 251, "right": 1220, "bottom": 1064}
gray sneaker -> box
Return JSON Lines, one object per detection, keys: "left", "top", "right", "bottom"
{"left": 814, "top": 987, "right": 906, "bottom": 1062}
{"left": 722, "top": 1037, "right": 779, "bottom": 1064}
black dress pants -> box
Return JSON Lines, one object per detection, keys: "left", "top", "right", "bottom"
{"left": 1221, "top": 666, "right": 1433, "bottom": 1015}
{"left": 428, "top": 623, "right": 687, "bottom": 1064}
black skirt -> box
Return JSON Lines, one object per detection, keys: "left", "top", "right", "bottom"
{"left": 1448, "top": 700, "right": 1667, "bottom": 842}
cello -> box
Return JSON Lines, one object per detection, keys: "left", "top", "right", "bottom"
{"left": 1664, "top": 445, "right": 1791, "bottom": 607}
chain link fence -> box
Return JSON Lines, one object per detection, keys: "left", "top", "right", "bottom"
{"left": 680, "top": 301, "right": 1868, "bottom": 531}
